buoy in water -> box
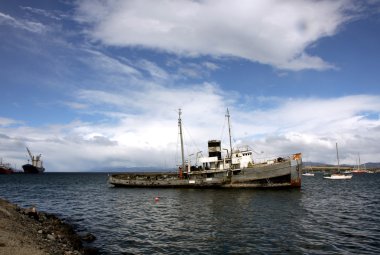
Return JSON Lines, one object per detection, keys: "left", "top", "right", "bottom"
{"left": 154, "top": 197, "right": 159, "bottom": 202}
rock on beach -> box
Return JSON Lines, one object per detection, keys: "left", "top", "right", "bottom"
{"left": 0, "top": 198, "right": 98, "bottom": 255}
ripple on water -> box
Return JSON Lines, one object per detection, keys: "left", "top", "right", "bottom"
{"left": 1, "top": 173, "right": 380, "bottom": 254}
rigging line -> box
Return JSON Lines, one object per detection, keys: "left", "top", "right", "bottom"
{"left": 219, "top": 116, "right": 227, "bottom": 144}
{"left": 182, "top": 120, "right": 202, "bottom": 157}
{"left": 232, "top": 137, "right": 237, "bottom": 147}
{"left": 175, "top": 123, "right": 180, "bottom": 167}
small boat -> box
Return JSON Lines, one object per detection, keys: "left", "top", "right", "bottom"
{"left": 0, "top": 159, "right": 15, "bottom": 174}
{"left": 324, "top": 174, "right": 352, "bottom": 180}
{"left": 302, "top": 163, "right": 314, "bottom": 176}
{"left": 351, "top": 169, "right": 367, "bottom": 173}
{"left": 351, "top": 153, "right": 368, "bottom": 173}
{"left": 22, "top": 147, "right": 45, "bottom": 174}
{"left": 323, "top": 143, "right": 352, "bottom": 180}
{"left": 109, "top": 109, "right": 303, "bottom": 188}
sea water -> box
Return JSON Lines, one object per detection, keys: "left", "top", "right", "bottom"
{"left": 1, "top": 172, "right": 379, "bottom": 254}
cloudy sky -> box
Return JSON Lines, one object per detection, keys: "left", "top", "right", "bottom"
{"left": 1, "top": 0, "right": 380, "bottom": 172}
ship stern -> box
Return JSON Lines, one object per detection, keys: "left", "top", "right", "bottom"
{"left": 290, "top": 153, "right": 302, "bottom": 187}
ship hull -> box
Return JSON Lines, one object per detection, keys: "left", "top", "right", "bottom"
{"left": 109, "top": 159, "right": 302, "bottom": 189}
{"left": 0, "top": 167, "right": 14, "bottom": 174}
{"left": 351, "top": 170, "right": 368, "bottom": 174}
{"left": 22, "top": 164, "right": 45, "bottom": 174}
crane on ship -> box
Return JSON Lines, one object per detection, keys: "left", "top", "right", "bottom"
{"left": 26, "top": 147, "right": 34, "bottom": 162}
{"left": 26, "top": 147, "right": 42, "bottom": 166}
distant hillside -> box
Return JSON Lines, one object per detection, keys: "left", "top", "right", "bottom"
{"left": 89, "top": 166, "right": 174, "bottom": 172}
{"left": 364, "top": 162, "right": 380, "bottom": 168}
{"left": 304, "top": 161, "right": 380, "bottom": 168}
{"left": 303, "top": 162, "right": 333, "bottom": 167}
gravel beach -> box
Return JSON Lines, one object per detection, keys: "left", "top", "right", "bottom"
{"left": 0, "top": 198, "right": 97, "bottom": 255}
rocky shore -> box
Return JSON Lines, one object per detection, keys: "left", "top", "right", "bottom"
{"left": 0, "top": 198, "right": 98, "bottom": 255}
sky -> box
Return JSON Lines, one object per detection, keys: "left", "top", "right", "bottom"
{"left": 1, "top": 0, "right": 380, "bottom": 172}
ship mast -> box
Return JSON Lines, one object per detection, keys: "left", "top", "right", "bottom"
{"left": 226, "top": 108, "right": 233, "bottom": 158}
{"left": 178, "top": 109, "right": 186, "bottom": 172}
{"left": 336, "top": 142, "right": 340, "bottom": 172}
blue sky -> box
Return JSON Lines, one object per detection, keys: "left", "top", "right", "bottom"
{"left": 1, "top": 0, "right": 380, "bottom": 171}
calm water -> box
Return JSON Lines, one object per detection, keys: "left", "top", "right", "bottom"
{"left": 1, "top": 172, "right": 379, "bottom": 254}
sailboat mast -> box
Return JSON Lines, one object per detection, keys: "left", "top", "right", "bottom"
{"left": 336, "top": 142, "right": 340, "bottom": 172}
{"left": 178, "top": 109, "right": 186, "bottom": 171}
{"left": 226, "top": 108, "right": 233, "bottom": 158}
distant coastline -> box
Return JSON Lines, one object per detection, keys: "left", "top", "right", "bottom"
{"left": 302, "top": 161, "right": 380, "bottom": 173}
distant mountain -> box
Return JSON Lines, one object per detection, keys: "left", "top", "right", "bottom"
{"left": 364, "top": 162, "right": 380, "bottom": 168}
{"left": 89, "top": 166, "right": 174, "bottom": 173}
{"left": 303, "top": 162, "right": 333, "bottom": 167}
{"left": 303, "top": 161, "right": 380, "bottom": 168}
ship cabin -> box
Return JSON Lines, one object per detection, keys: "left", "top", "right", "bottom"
{"left": 196, "top": 140, "right": 254, "bottom": 172}
{"left": 231, "top": 146, "right": 254, "bottom": 169}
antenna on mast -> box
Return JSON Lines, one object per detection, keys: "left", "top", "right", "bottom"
{"left": 336, "top": 142, "right": 340, "bottom": 172}
{"left": 226, "top": 108, "right": 233, "bottom": 158}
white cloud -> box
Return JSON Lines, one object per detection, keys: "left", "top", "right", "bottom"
{"left": 0, "top": 11, "right": 47, "bottom": 33}
{"left": 20, "top": 6, "right": 68, "bottom": 21}
{"left": 239, "top": 95, "right": 380, "bottom": 163}
{"left": 0, "top": 117, "right": 22, "bottom": 127}
{"left": 1, "top": 84, "right": 379, "bottom": 171}
{"left": 82, "top": 49, "right": 141, "bottom": 77}
{"left": 2, "top": 1, "right": 379, "bottom": 173}
{"left": 166, "top": 59, "right": 219, "bottom": 80}
{"left": 63, "top": 101, "right": 88, "bottom": 110}
{"left": 202, "top": 62, "right": 219, "bottom": 71}
{"left": 75, "top": 0, "right": 354, "bottom": 70}
{"left": 136, "top": 59, "right": 169, "bottom": 80}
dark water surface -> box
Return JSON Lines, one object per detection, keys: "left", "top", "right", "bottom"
{"left": 1, "top": 173, "right": 379, "bottom": 254}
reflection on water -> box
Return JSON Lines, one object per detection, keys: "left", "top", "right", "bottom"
{"left": 1, "top": 173, "right": 379, "bottom": 254}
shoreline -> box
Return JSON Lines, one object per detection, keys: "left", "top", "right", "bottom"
{"left": 0, "top": 198, "right": 98, "bottom": 255}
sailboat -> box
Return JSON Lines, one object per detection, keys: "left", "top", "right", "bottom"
{"left": 323, "top": 143, "right": 352, "bottom": 180}
{"left": 351, "top": 153, "right": 367, "bottom": 173}
{"left": 302, "top": 163, "right": 314, "bottom": 176}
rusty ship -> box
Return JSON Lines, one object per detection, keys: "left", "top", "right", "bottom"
{"left": 0, "top": 159, "right": 15, "bottom": 174}
{"left": 109, "top": 109, "right": 302, "bottom": 188}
